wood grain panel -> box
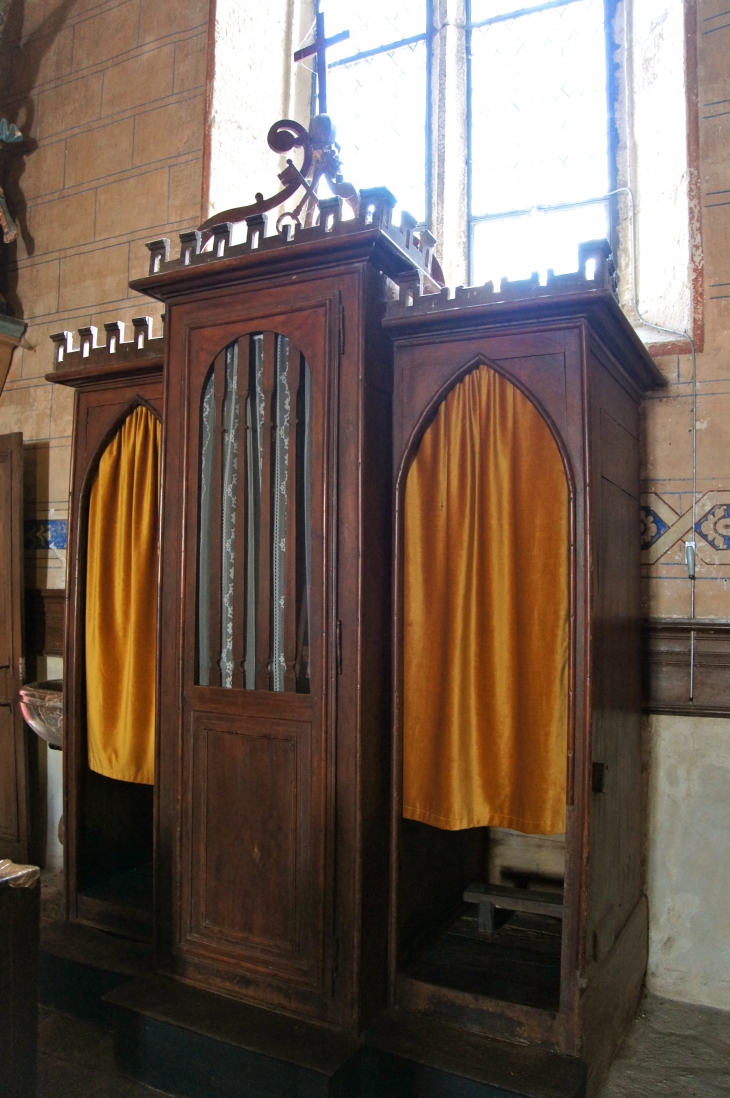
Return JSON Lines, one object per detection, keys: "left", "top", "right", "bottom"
{"left": 24, "top": 588, "right": 65, "bottom": 657}
{"left": 0, "top": 433, "right": 28, "bottom": 862}
{"left": 0, "top": 703, "right": 19, "bottom": 843}
{"left": 642, "top": 620, "right": 730, "bottom": 716}
{"left": 201, "top": 724, "right": 299, "bottom": 948}
{"left": 187, "top": 709, "right": 320, "bottom": 980}
{"left": 588, "top": 476, "right": 642, "bottom": 968}
{"left": 600, "top": 409, "right": 639, "bottom": 500}
{"left": 0, "top": 453, "right": 11, "bottom": 672}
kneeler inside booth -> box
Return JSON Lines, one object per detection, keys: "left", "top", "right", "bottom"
{"left": 403, "top": 363, "right": 569, "bottom": 962}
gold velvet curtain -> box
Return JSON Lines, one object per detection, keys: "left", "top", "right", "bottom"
{"left": 86, "top": 405, "right": 161, "bottom": 785}
{"left": 403, "top": 365, "right": 569, "bottom": 835}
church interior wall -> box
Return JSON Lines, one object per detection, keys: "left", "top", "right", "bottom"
{"left": 0, "top": 0, "right": 728, "bottom": 1016}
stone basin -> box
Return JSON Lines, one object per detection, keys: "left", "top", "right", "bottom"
{"left": 19, "top": 680, "right": 63, "bottom": 749}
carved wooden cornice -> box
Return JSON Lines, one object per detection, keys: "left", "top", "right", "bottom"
{"left": 46, "top": 317, "right": 163, "bottom": 388}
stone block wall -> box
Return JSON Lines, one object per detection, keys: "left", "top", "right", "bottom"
{"left": 641, "top": 1, "right": 730, "bottom": 620}
{"left": 0, "top": 0, "right": 209, "bottom": 589}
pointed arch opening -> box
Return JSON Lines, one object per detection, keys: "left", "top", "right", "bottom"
{"left": 402, "top": 361, "right": 570, "bottom": 835}
{"left": 394, "top": 360, "right": 571, "bottom": 1013}
{"left": 85, "top": 403, "right": 162, "bottom": 786}
{"left": 195, "top": 332, "right": 313, "bottom": 693}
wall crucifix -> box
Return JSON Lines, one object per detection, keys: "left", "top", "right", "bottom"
{"left": 293, "top": 11, "right": 349, "bottom": 116}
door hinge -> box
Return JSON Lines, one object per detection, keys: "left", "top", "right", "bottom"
{"left": 336, "top": 620, "right": 342, "bottom": 675}
{"left": 18, "top": 656, "right": 25, "bottom": 683}
{"left": 338, "top": 296, "right": 345, "bottom": 356}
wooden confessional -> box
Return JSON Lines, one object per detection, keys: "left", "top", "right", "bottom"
{"left": 131, "top": 191, "right": 428, "bottom": 1031}
{"left": 120, "top": 203, "right": 660, "bottom": 1094}
{"left": 50, "top": 159, "right": 662, "bottom": 1093}
{"left": 373, "top": 240, "right": 665, "bottom": 1094}
{"left": 49, "top": 320, "right": 163, "bottom": 941}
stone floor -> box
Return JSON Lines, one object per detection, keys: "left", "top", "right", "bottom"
{"left": 37, "top": 1006, "right": 174, "bottom": 1098}
{"left": 35, "top": 993, "right": 730, "bottom": 1098}
{"left": 598, "top": 993, "right": 730, "bottom": 1098}
{"left": 39, "top": 870, "right": 730, "bottom": 1097}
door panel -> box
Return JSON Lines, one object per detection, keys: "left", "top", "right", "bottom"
{"left": 169, "top": 301, "right": 334, "bottom": 1004}
{"left": 0, "top": 433, "right": 28, "bottom": 862}
{"left": 0, "top": 703, "right": 19, "bottom": 844}
{"left": 186, "top": 709, "right": 320, "bottom": 983}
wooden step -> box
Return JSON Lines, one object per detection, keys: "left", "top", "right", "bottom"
{"left": 464, "top": 883, "right": 564, "bottom": 933}
{"left": 105, "top": 974, "right": 361, "bottom": 1097}
{"left": 39, "top": 919, "right": 153, "bottom": 1025}
{"left": 364, "top": 1008, "right": 586, "bottom": 1098}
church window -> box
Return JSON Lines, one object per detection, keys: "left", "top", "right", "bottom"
{"left": 316, "top": 0, "right": 431, "bottom": 223}
{"left": 318, "top": 0, "right": 613, "bottom": 287}
{"left": 467, "top": 0, "right": 611, "bottom": 286}
{"left": 206, "top": 1, "right": 697, "bottom": 344}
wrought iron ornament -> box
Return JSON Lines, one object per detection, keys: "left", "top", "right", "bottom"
{"left": 198, "top": 12, "right": 442, "bottom": 285}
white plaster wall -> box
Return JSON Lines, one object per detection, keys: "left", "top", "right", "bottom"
{"left": 615, "top": 0, "right": 692, "bottom": 339}
{"left": 645, "top": 714, "right": 730, "bottom": 1010}
{"left": 205, "top": 0, "right": 314, "bottom": 225}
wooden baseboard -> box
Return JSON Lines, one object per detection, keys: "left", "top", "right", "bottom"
{"left": 642, "top": 619, "right": 730, "bottom": 717}
{"left": 24, "top": 588, "right": 65, "bottom": 659}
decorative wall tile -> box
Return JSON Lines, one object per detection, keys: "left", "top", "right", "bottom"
{"left": 24, "top": 518, "right": 67, "bottom": 551}
{"left": 641, "top": 491, "right": 730, "bottom": 566}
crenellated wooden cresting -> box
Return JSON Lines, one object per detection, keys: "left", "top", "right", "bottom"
{"left": 144, "top": 187, "right": 440, "bottom": 290}
{"left": 49, "top": 316, "right": 163, "bottom": 381}
{"left": 386, "top": 238, "right": 616, "bottom": 314}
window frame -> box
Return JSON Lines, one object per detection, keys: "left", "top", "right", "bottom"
{"left": 316, "top": 0, "right": 435, "bottom": 227}
{"left": 464, "top": 0, "right": 620, "bottom": 286}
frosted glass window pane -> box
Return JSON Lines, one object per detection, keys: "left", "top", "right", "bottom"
{"left": 470, "top": 0, "right": 574, "bottom": 22}
{"left": 318, "top": 0, "right": 426, "bottom": 59}
{"left": 471, "top": 202, "right": 608, "bottom": 287}
{"left": 470, "top": 0, "right": 608, "bottom": 216}
{"left": 327, "top": 42, "right": 428, "bottom": 222}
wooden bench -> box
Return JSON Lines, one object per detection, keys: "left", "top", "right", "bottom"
{"left": 463, "top": 882, "right": 564, "bottom": 934}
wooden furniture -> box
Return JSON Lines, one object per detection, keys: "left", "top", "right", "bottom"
{"left": 0, "top": 862, "right": 40, "bottom": 1098}
{"left": 129, "top": 193, "right": 438, "bottom": 1034}
{"left": 381, "top": 241, "right": 665, "bottom": 1095}
{"left": 0, "top": 432, "right": 30, "bottom": 865}
{"left": 48, "top": 320, "right": 164, "bottom": 942}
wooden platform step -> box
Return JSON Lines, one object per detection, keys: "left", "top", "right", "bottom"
{"left": 39, "top": 919, "right": 153, "bottom": 1024}
{"left": 364, "top": 1008, "right": 586, "bottom": 1098}
{"left": 105, "top": 973, "right": 361, "bottom": 1098}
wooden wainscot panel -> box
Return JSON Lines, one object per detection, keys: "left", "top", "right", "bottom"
{"left": 642, "top": 620, "right": 730, "bottom": 716}
{"left": 183, "top": 709, "right": 325, "bottom": 989}
{"left": 0, "top": 700, "right": 20, "bottom": 847}
{"left": 25, "top": 589, "right": 65, "bottom": 657}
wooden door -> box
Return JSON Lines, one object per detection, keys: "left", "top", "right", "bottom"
{"left": 0, "top": 432, "right": 29, "bottom": 863}
{"left": 161, "top": 303, "right": 335, "bottom": 1017}
{"left": 62, "top": 374, "right": 163, "bottom": 935}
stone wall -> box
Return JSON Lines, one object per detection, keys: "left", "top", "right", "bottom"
{"left": 0, "top": 0, "right": 209, "bottom": 589}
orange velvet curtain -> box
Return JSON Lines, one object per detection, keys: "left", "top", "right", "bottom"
{"left": 403, "top": 365, "right": 569, "bottom": 835}
{"left": 85, "top": 405, "right": 161, "bottom": 785}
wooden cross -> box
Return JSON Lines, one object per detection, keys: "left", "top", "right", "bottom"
{"left": 293, "top": 12, "right": 349, "bottom": 116}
